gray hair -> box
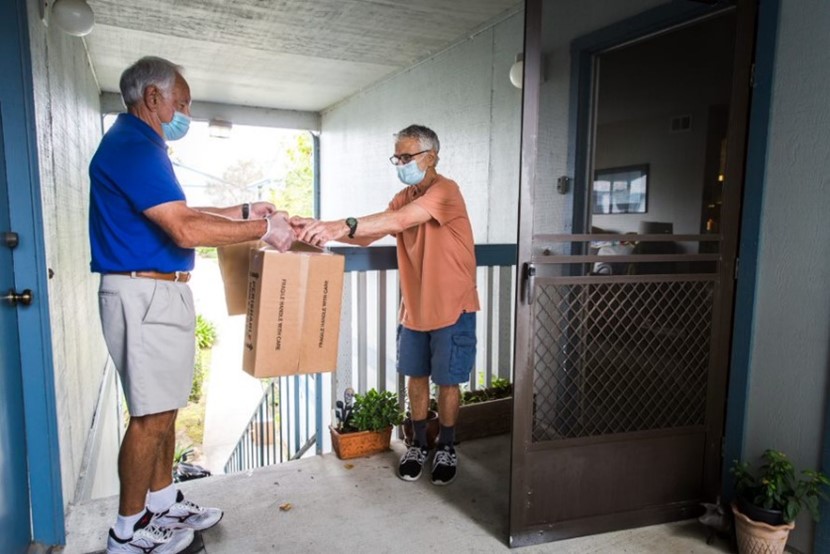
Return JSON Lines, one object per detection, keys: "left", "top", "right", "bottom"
{"left": 395, "top": 124, "right": 440, "bottom": 153}
{"left": 119, "top": 56, "right": 183, "bottom": 108}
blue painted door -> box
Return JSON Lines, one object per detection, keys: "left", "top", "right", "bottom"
{"left": 0, "top": 107, "right": 31, "bottom": 552}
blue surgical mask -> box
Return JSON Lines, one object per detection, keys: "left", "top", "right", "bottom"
{"left": 161, "top": 111, "right": 191, "bottom": 141}
{"left": 396, "top": 160, "right": 426, "bottom": 186}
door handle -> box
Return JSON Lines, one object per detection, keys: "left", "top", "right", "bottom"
{"left": 2, "top": 289, "right": 33, "bottom": 307}
{"left": 3, "top": 232, "right": 18, "bottom": 249}
{"left": 523, "top": 263, "right": 536, "bottom": 305}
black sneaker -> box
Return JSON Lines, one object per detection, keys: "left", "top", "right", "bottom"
{"left": 398, "top": 443, "right": 429, "bottom": 481}
{"left": 431, "top": 443, "right": 458, "bottom": 486}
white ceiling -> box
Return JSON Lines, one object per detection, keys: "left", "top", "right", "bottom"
{"left": 85, "top": 0, "right": 523, "bottom": 113}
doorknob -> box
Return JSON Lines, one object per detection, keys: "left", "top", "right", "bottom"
{"left": 3, "top": 232, "right": 18, "bottom": 249}
{"left": 2, "top": 289, "right": 33, "bottom": 307}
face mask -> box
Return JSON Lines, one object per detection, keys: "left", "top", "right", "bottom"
{"left": 396, "top": 160, "right": 426, "bottom": 186}
{"left": 161, "top": 111, "right": 191, "bottom": 141}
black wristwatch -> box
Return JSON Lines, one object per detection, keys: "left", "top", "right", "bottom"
{"left": 241, "top": 202, "right": 251, "bottom": 220}
{"left": 345, "top": 217, "right": 358, "bottom": 239}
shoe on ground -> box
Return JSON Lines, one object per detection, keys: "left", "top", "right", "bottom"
{"left": 153, "top": 490, "right": 224, "bottom": 531}
{"left": 106, "top": 509, "right": 194, "bottom": 554}
{"left": 431, "top": 443, "right": 458, "bottom": 486}
{"left": 398, "top": 442, "right": 430, "bottom": 481}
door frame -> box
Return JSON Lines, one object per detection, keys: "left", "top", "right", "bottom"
{"left": 509, "top": 0, "right": 759, "bottom": 546}
{"left": 1, "top": 0, "right": 65, "bottom": 545}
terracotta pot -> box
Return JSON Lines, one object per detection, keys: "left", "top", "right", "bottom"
{"left": 401, "top": 410, "right": 439, "bottom": 448}
{"left": 330, "top": 426, "right": 392, "bottom": 460}
{"left": 731, "top": 502, "right": 794, "bottom": 554}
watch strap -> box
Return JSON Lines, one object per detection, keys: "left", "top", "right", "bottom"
{"left": 346, "top": 217, "right": 358, "bottom": 239}
{"left": 242, "top": 202, "right": 251, "bottom": 220}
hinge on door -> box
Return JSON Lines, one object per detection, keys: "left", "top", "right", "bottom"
{"left": 734, "top": 257, "right": 740, "bottom": 280}
{"left": 749, "top": 63, "right": 756, "bottom": 88}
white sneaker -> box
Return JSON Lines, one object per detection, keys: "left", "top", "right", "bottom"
{"left": 107, "top": 510, "right": 194, "bottom": 554}
{"left": 154, "top": 490, "right": 224, "bottom": 531}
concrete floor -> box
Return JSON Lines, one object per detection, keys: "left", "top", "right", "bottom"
{"left": 61, "top": 435, "right": 733, "bottom": 554}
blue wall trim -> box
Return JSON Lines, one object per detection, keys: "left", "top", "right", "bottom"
{"left": 722, "top": 0, "right": 780, "bottom": 505}
{"left": 4, "top": 0, "right": 65, "bottom": 545}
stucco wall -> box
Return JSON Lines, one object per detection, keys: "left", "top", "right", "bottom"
{"left": 319, "top": 9, "right": 524, "bottom": 244}
{"left": 743, "top": 0, "right": 830, "bottom": 551}
{"left": 26, "top": 0, "right": 116, "bottom": 507}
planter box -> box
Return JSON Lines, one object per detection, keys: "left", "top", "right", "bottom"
{"left": 455, "top": 396, "right": 513, "bottom": 442}
{"left": 330, "top": 426, "right": 393, "bottom": 459}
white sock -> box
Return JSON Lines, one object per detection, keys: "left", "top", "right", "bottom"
{"left": 147, "top": 483, "right": 177, "bottom": 514}
{"left": 113, "top": 510, "right": 144, "bottom": 540}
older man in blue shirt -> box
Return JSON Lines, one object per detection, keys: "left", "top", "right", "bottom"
{"left": 89, "top": 56, "right": 293, "bottom": 554}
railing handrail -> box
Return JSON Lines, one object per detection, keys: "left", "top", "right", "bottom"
{"left": 330, "top": 243, "right": 518, "bottom": 272}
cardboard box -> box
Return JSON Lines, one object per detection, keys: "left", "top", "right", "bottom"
{"left": 217, "top": 240, "right": 262, "bottom": 316}
{"left": 243, "top": 244, "right": 345, "bottom": 378}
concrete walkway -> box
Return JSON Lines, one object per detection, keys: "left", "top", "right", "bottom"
{"left": 62, "top": 435, "right": 732, "bottom": 554}
{"left": 190, "top": 256, "right": 266, "bottom": 473}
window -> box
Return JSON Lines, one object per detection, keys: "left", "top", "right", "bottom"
{"left": 592, "top": 164, "right": 649, "bottom": 215}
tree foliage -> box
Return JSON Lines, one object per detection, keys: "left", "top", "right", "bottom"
{"left": 271, "top": 133, "right": 313, "bottom": 217}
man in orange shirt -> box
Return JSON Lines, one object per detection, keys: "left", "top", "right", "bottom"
{"left": 292, "top": 124, "right": 479, "bottom": 485}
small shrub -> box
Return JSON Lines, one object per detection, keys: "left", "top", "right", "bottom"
{"left": 189, "top": 350, "right": 207, "bottom": 402}
{"left": 349, "top": 389, "right": 404, "bottom": 432}
{"left": 732, "top": 449, "right": 830, "bottom": 523}
{"left": 195, "top": 314, "right": 217, "bottom": 350}
{"left": 174, "top": 443, "right": 194, "bottom": 464}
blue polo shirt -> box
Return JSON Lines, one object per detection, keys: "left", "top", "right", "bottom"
{"left": 89, "top": 113, "right": 194, "bottom": 273}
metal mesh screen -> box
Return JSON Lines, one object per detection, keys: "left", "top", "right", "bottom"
{"left": 532, "top": 279, "right": 714, "bottom": 442}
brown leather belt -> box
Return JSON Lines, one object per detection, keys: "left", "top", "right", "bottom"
{"left": 111, "top": 271, "right": 192, "bottom": 283}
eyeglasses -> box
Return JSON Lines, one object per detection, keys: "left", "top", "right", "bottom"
{"left": 389, "top": 150, "right": 429, "bottom": 166}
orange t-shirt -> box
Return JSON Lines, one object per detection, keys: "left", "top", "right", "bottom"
{"left": 388, "top": 174, "right": 480, "bottom": 331}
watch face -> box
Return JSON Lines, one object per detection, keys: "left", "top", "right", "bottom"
{"left": 346, "top": 217, "right": 357, "bottom": 237}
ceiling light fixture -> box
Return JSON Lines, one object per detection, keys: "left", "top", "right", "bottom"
{"left": 209, "top": 118, "right": 233, "bottom": 139}
{"left": 509, "top": 53, "right": 524, "bottom": 89}
{"left": 51, "top": 0, "right": 95, "bottom": 36}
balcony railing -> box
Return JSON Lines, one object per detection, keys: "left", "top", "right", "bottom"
{"left": 224, "top": 244, "right": 517, "bottom": 474}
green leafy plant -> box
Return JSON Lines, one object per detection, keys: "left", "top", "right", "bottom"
{"left": 732, "top": 449, "right": 830, "bottom": 523}
{"left": 189, "top": 350, "right": 208, "bottom": 403}
{"left": 174, "top": 443, "right": 194, "bottom": 465}
{"left": 195, "top": 246, "right": 217, "bottom": 259}
{"left": 195, "top": 314, "right": 217, "bottom": 350}
{"left": 348, "top": 389, "right": 404, "bottom": 432}
{"left": 189, "top": 315, "right": 217, "bottom": 402}
{"left": 461, "top": 377, "right": 513, "bottom": 405}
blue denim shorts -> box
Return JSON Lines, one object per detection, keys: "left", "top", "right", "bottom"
{"left": 397, "top": 312, "right": 477, "bottom": 386}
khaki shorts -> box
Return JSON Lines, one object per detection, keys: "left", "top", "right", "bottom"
{"left": 99, "top": 274, "right": 196, "bottom": 417}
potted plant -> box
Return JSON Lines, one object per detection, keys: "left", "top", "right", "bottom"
{"left": 330, "top": 389, "right": 404, "bottom": 460}
{"left": 730, "top": 449, "right": 830, "bottom": 554}
{"left": 401, "top": 398, "right": 440, "bottom": 448}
